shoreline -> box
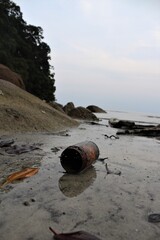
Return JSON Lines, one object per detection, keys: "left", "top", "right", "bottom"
{"left": 0, "top": 117, "right": 160, "bottom": 240}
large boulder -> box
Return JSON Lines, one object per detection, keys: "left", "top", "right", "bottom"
{"left": 117, "top": 126, "right": 160, "bottom": 138}
{"left": 0, "top": 64, "right": 25, "bottom": 89}
{"left": 63, "top": 102, "right": 75, "bottom": 114}
{"left": 48, "top": 102, "right": 65, "bottom": 113}
{"left": 109, "top": 118, "right": 135, "bottom": 129}
{"left": 68, "top": 106, "right": 98, "bottom": 121}
{"left": 0, "top": 79, "right": 78, "bottom": 133}
{"left": 86, "top": 105, "right": 106, "bottom": 113}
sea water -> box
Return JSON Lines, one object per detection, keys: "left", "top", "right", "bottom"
{"left": 96, "top": 110, "right": 160, "bottom": 126}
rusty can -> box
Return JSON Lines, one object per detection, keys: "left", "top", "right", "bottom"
{"left": 60, "top": 141, "right": 99, "bottom": 173}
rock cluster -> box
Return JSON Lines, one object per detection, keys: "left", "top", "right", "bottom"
{"left": 0, "top": 64, "right": 107, "bottom": 125}
{"left": 109, "top": 118, "right": 160, "bottom": 138}
{"left": 54, "top": 102, "right": 106, "bottom": 121}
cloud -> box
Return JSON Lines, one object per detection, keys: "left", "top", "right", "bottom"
{"left": 15, "top": 0, "right": 160, "bottom": 113}
{"left": 56, "top": 42, "right": 160, "bottom": 77}
{"left": 80, "top": 0, "right": 93, "bottom": 15}
{"left": 153, "top": 27, "right": 160, "bottom": 47}
{"left": 79, "top": 0, "right": 112, "bottom": 24}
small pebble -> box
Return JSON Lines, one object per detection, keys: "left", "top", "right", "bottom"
{"left": 31, "top": 198, "right": 36, "bottom": 202}
{"left": 148, "top": 213, "right": 160, "bottom": 223}
{"left": 23, "top": 201, "right": 30, "bottom": 206}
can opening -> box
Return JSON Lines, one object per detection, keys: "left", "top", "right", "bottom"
{"left": 60, "top": 148, "right": 83, "bottom": 173}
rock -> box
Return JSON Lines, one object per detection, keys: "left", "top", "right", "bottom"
{"left": 86, "top": 105, "right": 106, "bottom": 113}
{"left": 23, "top": 201, "right": 30, "bottom": 206}
{"left": 68, "top": 106, "right": 99, "bottom": 121}
{"left": 109, "top": 118, "right": 159, "bottom": 138}
{"left": 148, "top": 213, "right": 160, "bottom": 223}
{"left": 109, "top": 118, "right": 135, "bottom": 129}
{"left": 63, "top": 102, "right": 75, "bottom": 114}
{"left": 117, "top": 127, "right": 160, "bottom": 138}
{"left": 0, "top": 64, "right": 25, "bottom": 89}
{"left": 0, "top": 139, "right": 14, "bottom": 148}
{"left": 48, "top": 102, "right": 65, "bottom": 113}
{"left": 0, "top": 79, "right": 79, "bottom": 133}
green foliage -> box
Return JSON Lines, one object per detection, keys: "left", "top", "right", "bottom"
{"left": 0, "top": 0, "right": 56, "bottom": 101}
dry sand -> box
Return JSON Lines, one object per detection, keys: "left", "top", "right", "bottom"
{"left": 0, "top": 120, "right": 160, "bottom": 240}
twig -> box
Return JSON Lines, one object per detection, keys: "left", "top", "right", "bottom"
{"left": 49, "top": 227, "right": 58, "bottom": 235}
{"left": 105, "top": 163, "right": 111, "bottom": 174}
{"left": 97, "top": 157, "right": 108, "bottom": 162}
{"left": 104, "top": 163, "right": 121, "bottom": 178}
{"left": 104, "top": 134, "right": 119, "bottom": 139}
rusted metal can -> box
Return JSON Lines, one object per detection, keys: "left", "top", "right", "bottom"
{"left": 60, "top": 141, "right": 99, "bottom": 173}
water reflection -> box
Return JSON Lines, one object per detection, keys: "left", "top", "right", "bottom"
{"left": 59, "top": 166, "right": 97, "bottom": 197}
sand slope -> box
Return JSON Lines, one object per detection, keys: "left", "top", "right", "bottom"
{"left": 0, "top": 79, "right": 78, "bottom": 133}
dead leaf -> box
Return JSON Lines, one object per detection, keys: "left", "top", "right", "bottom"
{"left": 0, "top": 168, "right": 39, "bottom": 188}
{"left": 49, "top": 227, "right": 102, "bottom": 240}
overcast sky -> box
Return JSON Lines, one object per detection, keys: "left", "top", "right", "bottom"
{"left": 14, "top": 0, "right": 160, "bottom": 114}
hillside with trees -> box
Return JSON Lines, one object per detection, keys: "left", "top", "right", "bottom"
{"left": 0, "top": 0, "right": 56, "bottom": 101}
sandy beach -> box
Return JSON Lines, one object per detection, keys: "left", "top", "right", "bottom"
{"left": 0, "top": 113, "right": 160, "bottom": 240}
{"left": 1, "top": 1, "right": 160, "bottom": 238}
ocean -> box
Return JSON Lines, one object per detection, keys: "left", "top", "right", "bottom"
{"left": 96, "top": 110, "right": 160, "bottom": 126}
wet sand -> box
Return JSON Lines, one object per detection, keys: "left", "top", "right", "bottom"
{"left": 0, "top": 119, "right": 160, "bottom": 240}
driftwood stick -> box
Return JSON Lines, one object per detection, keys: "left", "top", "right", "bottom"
{"left": 104, "top": 134, "right": 119, "bottom": 139}
{"left": 49, "top": 227, "right": 58, "bottom": 235}
{"left": 98, "top": 157, "right": 108, "bottom": 162}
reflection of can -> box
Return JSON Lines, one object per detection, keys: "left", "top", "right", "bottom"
{"left": 60, "top": 141, "right": 99, "bottom": 173}
{"left": 59, "top": 166, "right": 96, "bottom": 197}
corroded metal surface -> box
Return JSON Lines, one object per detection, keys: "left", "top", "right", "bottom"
{"left": 60, "top": 141, "right": 99, "bottom": 173}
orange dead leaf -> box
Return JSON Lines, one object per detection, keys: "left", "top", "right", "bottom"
{"left": 0, "top": 168, "right": 39, "bottom": 188}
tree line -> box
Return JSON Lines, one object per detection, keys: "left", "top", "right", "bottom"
{"left": 0, "top": 0, "right": 56, "bottom": 101}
